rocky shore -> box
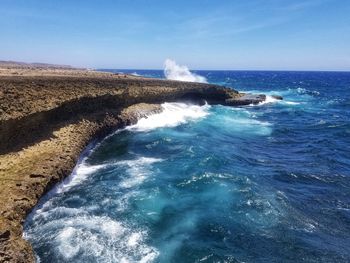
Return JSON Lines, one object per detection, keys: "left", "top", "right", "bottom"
{"left": 0, "top": 65, "right": 277, "bottom": 262}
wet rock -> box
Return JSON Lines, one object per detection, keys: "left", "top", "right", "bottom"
{"left": 225, "top": 93, "right": 266, "bottom": 106}
{"left": 271, "top": 95, "right": 283, "bottom": 100}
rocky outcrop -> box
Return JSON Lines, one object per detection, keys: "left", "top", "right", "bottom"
{"left": 0, "top": 75, "right": 268, "bottom": 156}
{"left": 225, "top": 94, "right": 266, "bottom": 106}
{"left": 0, "top": 69, "right": 280, "bottom": 262}
{"left": 0, "top": 102, "right": 161, "bottom": 263}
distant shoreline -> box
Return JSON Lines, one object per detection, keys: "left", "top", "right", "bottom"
{"left": 98, "top": 68, "right": 350, "bottom": 73}
{"left": 1, "top": 60, "right": 348, "bottom": 73}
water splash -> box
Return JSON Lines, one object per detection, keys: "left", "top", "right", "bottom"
{"left": 164, "top": 59, "right": 207, "bottom": 83}
{"left": 128, "top": 102, "right": 210, "bottom": 132}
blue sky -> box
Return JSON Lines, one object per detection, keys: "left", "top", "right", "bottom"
{"left": 0, "top": 0, "right": 349, "bottom": 70}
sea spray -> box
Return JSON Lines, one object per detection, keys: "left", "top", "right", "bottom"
{"left": 164, "top": 59, "right": 207, "bottom": 83}
{"left": 127, "top": 102, "right": 210, "bottom": 132}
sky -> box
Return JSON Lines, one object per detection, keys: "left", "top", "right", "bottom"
{"left": 0, "top": 0, "right": 349, "bottom": 71}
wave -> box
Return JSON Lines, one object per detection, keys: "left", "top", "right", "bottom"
{"left": 57, "top": 162, "right": 109, "bottom": 193}
{"left": 239, "top": 94, "right": 299, "bottom": 106}
{"left": 164, "top": 59, "right": 207, "bottom": 83}
{"left": 25, "top": 213, "right": 158, "bottom": 262}
{"left": 258, "top": 95, "right": 280, "bottom": 105}
{"left": 128, "top": 102, "right": 210, "bottom": 132}
{"left": 117, "top": 157, "right": 163, "bottom": 189}
{"left": 55, "top": 157, "right": 162, "bottom": 193}
{"left": 296, "top": 87, "right": 320, "bottom": 96}
{"left": 208, "top": 106, "right": 273, "bottom": 136}
{"left": 24, "top": 156, "right": 163, "bottom": 262}
{"left": 256, "top": 95, "right": 298, "bottom": 105}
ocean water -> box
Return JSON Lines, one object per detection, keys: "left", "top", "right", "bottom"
{"left": 24, "top": 70, "right": 350, "bottom": 262}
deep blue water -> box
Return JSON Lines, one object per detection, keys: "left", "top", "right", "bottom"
{"left": 24, "top": 70, "right": 350, "bottom": 262}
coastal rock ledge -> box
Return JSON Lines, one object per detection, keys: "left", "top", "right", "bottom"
{"left": 0, "top": 67, "right": 280, "bottom": 262}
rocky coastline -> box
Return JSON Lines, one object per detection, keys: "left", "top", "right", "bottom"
{"left": 0, "top": 65, "right": 279, "bottom": 262}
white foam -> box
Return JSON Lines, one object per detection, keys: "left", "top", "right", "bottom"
{"left": 53, "top": 215, "right": 158, "bottom": 262}
{"left": 164, "top": 59, "right": 207, "bottom": 83}
{"left": 59, "top": 157, "right": 162, "bottom": 192}
{"left": 57, "top": 226, "right": 80, "bottom": 258}
{"left": 128, "top": 232, "right": 143, "bottom": 247}
{"left": 178, "top": 172, "right": 232, "bottom": 186}
{"left": 213, "top": 106, "right": 273, "bottom": 136}
{"left": 258, "top": 95, "right": 279, "bottom": 105}
{"left": 118, "top": 157, "right": 163, "bottom": 188}
{"left": 118, "top": 157, "right": 163, "bottom": 166}
{"left": 55, "top": 162, "right": 109, "bottom": 194}
{"left": 283, "top": 101, "right": 300, "bottom": 105}
{"left": 32, "top": 206, "right": 89, "bottom": 223}
{"left": 25, "top": 212, "right": 159, "bottom": 262}
{"left": 128, "top": 102, "right": 210, "bottom": 132}
{"left": 23, "top": 156, "right": 111, "bottom": 224}
{"left": 253, "top": 95, "right": 300, "bottom": 106}
{"left": 242, "top": 90, "right": 301, "bottom": 106}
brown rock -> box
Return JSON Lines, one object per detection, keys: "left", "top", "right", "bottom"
{"left": 0, "top": 65, "right": 278, "bottom": 262}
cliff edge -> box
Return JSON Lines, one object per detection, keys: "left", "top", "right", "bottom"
{"left": 0, "top": 66, "right": 272, "bottom": 262}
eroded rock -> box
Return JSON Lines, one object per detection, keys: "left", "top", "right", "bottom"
{"left": 0, "top": 68, "right": 280, "bottom": 262}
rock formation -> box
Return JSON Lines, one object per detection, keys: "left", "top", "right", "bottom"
{"left": 0, "top": 67, "right": 280, "bottom": 262}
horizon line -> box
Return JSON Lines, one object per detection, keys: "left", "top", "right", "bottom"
{"left": 1, "top": 60, "right": 349, "bottom": 73}
{"left": 98, "top": 68, "right": 350, "bottom": 73}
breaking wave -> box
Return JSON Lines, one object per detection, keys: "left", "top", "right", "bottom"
{"left": 164, "top": 59, "right": 207, "bottom": 83}
{"left": 24, "top": 155, "right": 163, "bottom": 263}
{"left": 128, "top": 102, "right": 210, "bottom": 132}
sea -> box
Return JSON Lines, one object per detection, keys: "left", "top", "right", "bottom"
{"left": 24, "top": 67, "right": 350, "bottom": 262}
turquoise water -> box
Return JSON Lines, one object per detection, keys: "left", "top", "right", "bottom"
{"left": 24, "top": 71, "right": 350, "bottom": 262}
